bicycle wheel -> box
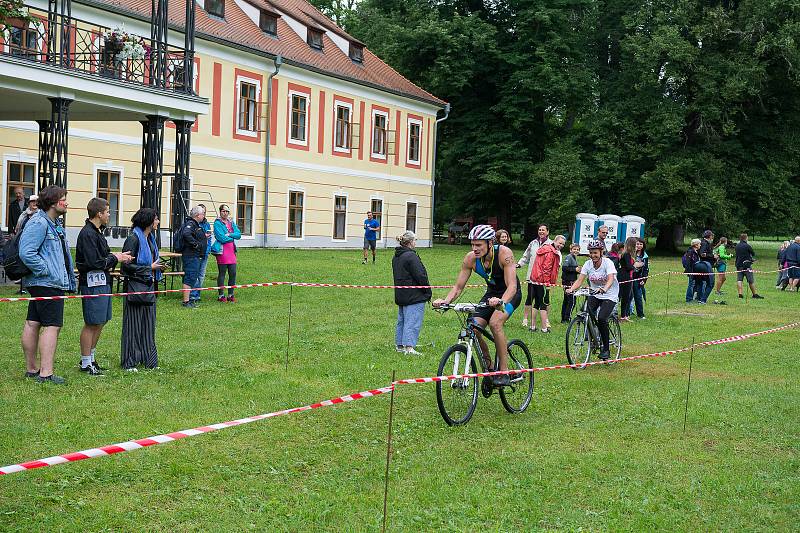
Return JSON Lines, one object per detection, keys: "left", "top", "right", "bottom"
{"left": 565, "top": 315, "right": 592, "bottom": 368}
{"left": 607, "top": 315, "right": 623, "bottom": 361}
{"left": 436, "top": 344, "right": 479, "bottom": 426}
{"left": 499, "top": 339, "right": 534, "bottom": 414}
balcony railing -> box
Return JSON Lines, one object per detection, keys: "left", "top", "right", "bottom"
{"left": 0, "top": 5, "right": 195, "bottom": 95}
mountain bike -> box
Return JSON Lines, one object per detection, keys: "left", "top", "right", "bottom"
{"left": 564, "top": 288, "right": 622, "bottom": 368}
{"left": 434, "top": 303, "right": 534, "bottom": 426}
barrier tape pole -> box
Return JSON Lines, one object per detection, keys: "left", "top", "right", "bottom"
{"left": 285, "top": 281, "right": 293, "bottom": 372}
{"left": 683, "top": 336, "right": 695, "bottom": 434}
{"left": 665, "top": 271, "right": 671, "bottom": 315}
{"left": 382, "top": 370, "right": 397, "bottom": 533}
{"left": 0, "top": 385, "right": 395, "bottom": 476}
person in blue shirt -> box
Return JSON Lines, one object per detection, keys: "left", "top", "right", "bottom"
{"left": 362, "top": 211, "right": 381, "bottom": 264}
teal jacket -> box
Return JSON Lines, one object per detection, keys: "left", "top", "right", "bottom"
{"left": 211, "top": 218, "right": 241, "bottom": 254}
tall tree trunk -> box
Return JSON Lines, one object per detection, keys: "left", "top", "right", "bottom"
{"left": 655, "top": 223, "right": 684, "bottom": 253}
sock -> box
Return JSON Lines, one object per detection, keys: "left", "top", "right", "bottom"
{"left": 81, "top": 355, "right": 92, "bottom": 368}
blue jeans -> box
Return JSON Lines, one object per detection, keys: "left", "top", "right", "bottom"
{"left": 694, "top": 261, "right": 713, "bottom": 302}
{"left": 686, "top": 276, "right": 696, "bottom": 302}
{"left": 190, "top": 254, "right": 209, "bottom": 300}
{"left": 182, "top": 255, "right": 202, "bottom": 300}
{"left": 395, "top": 302, "right": 425, "bottom": 348}
{"left": 632, "top": 281, "right": 645, "bottom": 317}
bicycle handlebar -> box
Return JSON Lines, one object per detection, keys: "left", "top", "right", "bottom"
{"left": 572, "top": 288, "right": 601, "bottom": 297}
{"left": 434, "top": 302, "right": 493, "bottom": 313}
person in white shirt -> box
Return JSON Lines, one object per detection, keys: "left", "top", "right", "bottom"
{"left": 565, "top": 239, "right": 619, "bottom": 360}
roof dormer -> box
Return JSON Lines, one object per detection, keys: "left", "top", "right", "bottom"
{"left": 259, "top": 9, "right": 279, "bottom": 36}
{"left": 349, "top": 42, "right": 363, "bottom": 63}
{"left": 307, "top": 27, "right": 323, "bottom": 50}
{"left": 204, "top": 0, "right": 225, "bottom": 19}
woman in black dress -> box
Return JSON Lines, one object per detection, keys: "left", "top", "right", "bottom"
{"left": 120, "top": 208, "right": 162, "bottom": 369}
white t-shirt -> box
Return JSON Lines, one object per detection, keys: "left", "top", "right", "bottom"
{"left": 580, "top": 257, "right": 619, "bottom": 302}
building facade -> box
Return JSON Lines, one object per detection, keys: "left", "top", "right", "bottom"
{"left": 0, "top": 0, "right": 447, "bottom": 248}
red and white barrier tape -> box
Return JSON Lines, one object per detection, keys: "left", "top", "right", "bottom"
{"left": 0, "top": 385, "right": 394, "bottom": 476}
{"left": 392, "top": 322, "right": 799, "bottom": 384}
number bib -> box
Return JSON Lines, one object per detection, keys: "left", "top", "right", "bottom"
{"left": 86, "top": 270, "right": 107, "bottom": 288}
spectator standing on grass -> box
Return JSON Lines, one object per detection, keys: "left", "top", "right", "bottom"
{"left": 735, "top": 233, "right": 764, "bottom": 299}
{"left": 120, "top": 208, "right": 162, "bottom": 370}
{"left": 194, "top": 204, "right": 212, "bottom": 304}
{"left": 18, "top": 186, "right": 75, "bottom": 384}
{"left": 776, "top": 241, "right": 790, "bottom": 289}
{"left": 632, "top": 238, "right": 649, "bottom": 318}
{"left": 696, "top": 229, "right": 716, "bottom": 303}
{"left": 517, "top": 224, "right": 552, "bottom": 329}
{"left": 392, "top": 231, "right": 431, "bottom": 355}
{"left": 784, "top": 236, "right": 800, "bottom": 292}
{"left": 362, "top": 211, "right": 380, "bottom": 264}
{"left": 179, "top": 206, "right": 208, "bottom": 308}
{"left": 212, "top": 204, "right": 241, "bottom": 302}
{"left": 713, "top": 236, "right": 732, "bottom": 297}
{"left": 617, "top": 237, "right": 641, "bottom": 321}
{"left": 608, "top": 242, "right": 622, "bottom": 270}
{"left": 684, "top": 239, "right": 702, "bottom": 304}
{"left": 528, "top": 234, "right": 565, "bottom": 333}
{"left": 8, "top": 186, "right": 25, "bottom": 235}
{"left": 561, "top": 243, "right": 581, "bottom": 323}
{"left": 15, "top": 195, "right": 38, "bottom": 234}
{"left": 75, "top": 198, "right": 133, "bottom": 376}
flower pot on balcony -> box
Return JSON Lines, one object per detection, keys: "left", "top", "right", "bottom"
{"left": 100, "top": 45, "right": 123, "bottom": 78}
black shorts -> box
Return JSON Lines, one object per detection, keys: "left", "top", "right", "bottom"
{"left": 525, "top": 284, "right": 549, "bottom": 310}
{"left": 737, "top": 270, "right": 754, "bottom": 284}
{"left": 26, "top": 286, "right": 65, "bottom": 327}
{"left": 474, "top": 282, "right": 523, "bottom": 322}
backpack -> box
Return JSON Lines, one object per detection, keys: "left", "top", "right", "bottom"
{"left": 682, "top": 249, "right": 696, "bottom": 272}
{"left": 172, "top": 223, "right": 185, "bottom": 253}
{"left": 531, "top": 244, "right": 559, "bottom": 285}
{"left": 1, "top": 217, "right": 33, "bottom": 281}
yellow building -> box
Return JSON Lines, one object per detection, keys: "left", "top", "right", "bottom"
{"left": 0, "top": 0, "right": 447, "bottom": 248}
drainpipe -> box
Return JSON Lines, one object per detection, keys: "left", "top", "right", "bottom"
{"left": 429, "top": 102, "right": 450, "bottom": 246}
{"left": 263, "top": 55, "right": 282, "bottom": 247}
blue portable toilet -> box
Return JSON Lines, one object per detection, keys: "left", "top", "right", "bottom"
{"left": 597, "top": 214, "right": 622, "bottom": 251}
{"left": 621, "top": 215, "right": 646, "bottom": 241}
{"left": 574, "top": 213, "right": 598, "bottom": 254}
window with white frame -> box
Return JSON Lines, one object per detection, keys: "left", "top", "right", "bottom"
{"left": 96, "top": 169, "right": 121, "bottom": 227}
{"left": 288, "top": 190, "right": 304, "bottom": 238}
{"left": 290, "top": 93, "right": 308, "bottom": 144}
{"left": 238, "top": 81, "right": 258, "bottom": 132}
{"left": 333, "top": 195, "right": 347, "bottom": 240}
{"left": 406, "top": 202, "right": 417, "bottom": 232}
{"left": 5, "top": 161, "right": 35, "bottom": 229}
{"left": 371, "top": 110, "right": 388, "bottom": 158}
{"left": 237, "top": 185, "right": 254, "bottom": 236}
{"left": 334, "top": 103, "right": 352, "bottom": 151}
{"left": 407, "top": 118, "right": 422, "bottom": 165}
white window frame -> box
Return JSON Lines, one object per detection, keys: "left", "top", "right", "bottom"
{"left": 406, "top": 117, "right": 423, "bottom": 165}
{"left": 332, "top": 191, "right": 348, "bottom": 241}
{"left": 370, "top": 108, "right": 389, "bottom": 160}
{"left": 235, "top": 180, "right": 257, "bottom": 239}
{"left": 288, "top": 90, "right": 310, "bottom": 147}
{"left": 333, "top": 102, "right": 353, "bottom": 154}
{"left": 286, "top": 187, "right": 306, "bottom": 241}
{"left": 235, "top": 74, "right": 261, "bottom": 138}
{"left": 2, "top": 152, "right": 38, "bottom": 232}
{"left": 405, "top": 201, "right": 418, "bottom": 233}
{"left": 92, "top": 162, "right": 125, "bottom": 227}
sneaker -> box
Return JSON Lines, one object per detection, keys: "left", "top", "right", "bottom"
{"left": 529, "top": 326, "right": 538, "bottom": 332}
{"left": 405, "top": 347, "right": 424, "bottom": 356}
{"left": 218, "top": 296, "right": 227, "bottom": 302}
{"left": 738, "top": 294, "right": 744, "bottom": 299}
{"left": 541, "top": 327, "right": 551, "bottom": 333}
{"left": 522, "top": 318, "right": 528, "bottom": 327}
{"left": 395, "top": 345, "right": 405, "bottom": 353}
{"left": 36, "top": 374, "right": 66, "bottom": 384}
{"left": 80, "top": 364, "right": 104, "bottom": 376}
{"left": 775, "top": 285, "right": 782, "bottom": 290}
{"left": 638, "top": 316, "right": 646, "bottom": 320}
{"left": 492, "top": 374, "right": 511, "bottom": 387}
{"left": 182, "top": 301, "right": 194, "bottom": 308}
{"left": 92, "top": 361, "right": 106, "bottom": 371}
{"left": 24, "top": 370, "right": 40, "bottom": 379}
{"left": 598, "top": 350, "right": 611, "bottom": 361}
{"left": 226, "top": 296, "right": 236, "bottom": 303}
{"left": 362, "top": 259, "right": 367, "bottom": 265}
{"left": 752, "top": 294, "right": 764, "bottom": 299}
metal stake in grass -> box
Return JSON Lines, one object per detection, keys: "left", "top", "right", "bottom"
{"left": 683, "top": 335, "right": 695, "bottom": 435}
{"left": 285, "top": 282, "right": 294, "bottom": 372}
{"left": 382, "top": 370, "right": 396, "bottom": 533}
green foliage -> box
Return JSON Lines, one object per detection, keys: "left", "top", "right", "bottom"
{"left": 340, "top": 0, "right": 800, "bottom": 248}
{"left": 0, "top": 0, "right": 30, "bottom": 25}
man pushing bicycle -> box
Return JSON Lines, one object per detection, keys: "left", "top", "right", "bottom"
{"left": 433, "top": 225, "right": 522, "bottom": 386}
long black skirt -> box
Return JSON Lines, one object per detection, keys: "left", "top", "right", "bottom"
{"left": 121, "top": 300, "right": 158, "bottom": 369}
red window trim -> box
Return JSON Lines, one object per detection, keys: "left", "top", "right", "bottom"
{"left": 211, "top": 61, "right": 222, "bottom": 136}
{"left": 233, "top": 67, "right": 263, "bottom": 143}
{"left": 331, "top": 95, "right": 354, "bottom": 158}
{"left": 394, "top": 110, "right": 401, "bottom": 166}
{"left": 369, "top": 104, "right": 390, "bottom": 164}
{"left": 270, "top": 78, "right": 278, "bottom": 145}
{"left": 357, "top": 101, "right": 365, "bottom": 160}
{"left": 286, "top": 82, "right": 312, "bottom": 151}
{"left": 317, "top": 90, "right": 325, "bottom": 154}
{"left": 425, "top": 117, "right": 431, "bottom": 171}
{"left": 405, "top": 113, "right": 423, "bottom": 169}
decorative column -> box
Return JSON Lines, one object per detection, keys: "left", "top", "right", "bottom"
{"left": 140, "top": 115, "right": 166, "bottom": 216}
{"left": 183, "top": 0, "right": 196, "bottom": 95}
{"left": 36, "top": 120, "right": 52, "bottom": 191}
{"left": 171, "top": 119, "right": 193, "bottom": 232}
{"left": 46, "top": 0, "right": 72, "bottom": 66}
{"left": 37, "top": 98, "right": 71, "bottom": 190}
{"left": 149, "top": 0, "right": 169, "bottom": 89}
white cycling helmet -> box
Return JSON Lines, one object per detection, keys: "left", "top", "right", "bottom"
{"left": 468, "top": 224, "right": 496, "bottom": 241}
{"left": 587, "top": 239, "right": 605, "bottom": 250}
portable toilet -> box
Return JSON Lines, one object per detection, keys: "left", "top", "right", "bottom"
{"left": 574, "top": 213, "right": 598, "bottom": 254}
{"left": 597, "top": 214, "right": 622, "bottom": 251}
{"left": 621, "top": 215, "right": 646, "bottom": 241}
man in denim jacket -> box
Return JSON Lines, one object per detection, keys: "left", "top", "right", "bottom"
{"left": 18, "top": 186, "right": 76, "bottom": 384}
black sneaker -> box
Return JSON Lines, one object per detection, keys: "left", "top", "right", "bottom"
{"left": 598, "top": 350, "right": 611, "bottom": 361}
{"left": 24, "top": 370, "right": 40, "bottom": 379}
{"left": 92, "top": 361, "right": 106, "bottom": 371}
{"left": 80, "top": 364, "right": 104, "bottom": 376}
{"left": 752, "top": 294, "right": 764, "bottom": 299}
{"left": 739, "top": 294, "right": 744, "bottom": 299}
{"left": 492, "top": 374, "right": 511, "bottom": 387}
{"left": 36, "top": 374, "right": 66, "bottom": 384}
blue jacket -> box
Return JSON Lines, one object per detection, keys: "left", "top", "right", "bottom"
{"left": 200, "top": 219, "right": 212, "bottom": 256}
{"left": 18, "top": 210, "right": 76, "bottom": 291}
{"left": 211, "top": 218, "right": 241, "bottom": 254}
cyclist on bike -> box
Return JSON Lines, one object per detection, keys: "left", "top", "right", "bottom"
{"left": 565, "top": 239, "right": 619, "bottom": 361}
{"left": 433, "top": 225, "right": 522, "bottom": 386}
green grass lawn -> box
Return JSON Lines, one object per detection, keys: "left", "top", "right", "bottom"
{"left": 0, "top": 243, "right": 798, "bottom": 531}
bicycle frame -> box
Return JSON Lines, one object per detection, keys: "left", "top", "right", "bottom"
{"left": 577, "top": 295, "right": 603, "bottom": 347}
{"left": 452, "top": 310, "right": 494, "bottom": 377}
